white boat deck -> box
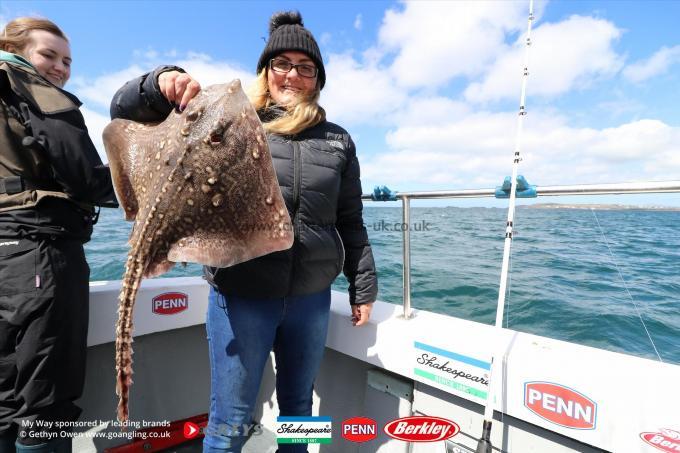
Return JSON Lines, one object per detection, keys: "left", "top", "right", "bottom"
{"left": 72, "top": 277, "right": 679, "bottom": 452}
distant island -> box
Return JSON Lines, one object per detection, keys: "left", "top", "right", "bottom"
{"left": 521, "top": 203, "right": 680, "bottom": 211}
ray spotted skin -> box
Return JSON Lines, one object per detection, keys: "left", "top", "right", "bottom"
{"left": 102, "top": 80, "right": 293, "bottom": 422}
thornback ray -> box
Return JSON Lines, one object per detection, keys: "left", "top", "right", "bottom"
{"left": 102, "top": 80, "right": 293, "bottom": 422}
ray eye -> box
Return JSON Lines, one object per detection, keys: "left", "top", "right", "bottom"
{"left": 210, "top": 133, "right": 222, "bottom": 144}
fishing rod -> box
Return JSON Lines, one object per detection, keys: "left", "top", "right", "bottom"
{"left": 476, "top": 1, "right": 535, "bottom": 452}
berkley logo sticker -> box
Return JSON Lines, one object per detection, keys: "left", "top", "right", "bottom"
{"left": 152, "top": 292, "right": 188, "bottom": 315}
{"left": 640, "top": 428, "right": 680, "bottom": 452}
{"left": 342, "top": 417, "right": 377, "bottom": 443}
{"left": 384, "top": 416, "right": 459, "bottom": 442}
{"left": 524, "top": 382, "right": 597, "bottom": 430}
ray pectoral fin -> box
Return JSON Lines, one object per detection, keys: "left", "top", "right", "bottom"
{"left": 167, "top": 228, "right": 293, "bottom": 269}
{"left": 167, "top": 236, "right": 248, "bottom": 268}
{"left": 103, "top": 119, "right": 140, "bottom": 221}
{"left": 144, "top": 258, "right": 176, "bottom": 278}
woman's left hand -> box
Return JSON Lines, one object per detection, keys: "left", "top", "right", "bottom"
{"left": 351, "top": 303, "right": 373, "bottom": 326}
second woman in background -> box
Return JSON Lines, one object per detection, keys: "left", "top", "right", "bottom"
{"left": 0, "top": 17, "right": 117, "bottom": 453}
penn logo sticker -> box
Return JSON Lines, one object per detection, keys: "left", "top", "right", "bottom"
{"left": 152, "top": 292, "right": 188, "bottom": 315}
{"left": 640, "top": 428, "right": 680, "bottom": 452}
{"left": 384, "top": 416, "right": 459, "bottom": 442}
{"left": 524, "top": 382, "right": 597, "bottom": 429}
{"left": 341, "top": 417, "right": 377, "bottom": 443}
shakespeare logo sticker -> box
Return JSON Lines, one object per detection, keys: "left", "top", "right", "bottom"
{"left": 413, "top": 341, "right": 490, "bottom": 402}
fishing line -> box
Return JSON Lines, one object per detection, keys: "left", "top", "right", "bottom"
{"left": 590, "top": 208, "right": 663, "bottom": 362}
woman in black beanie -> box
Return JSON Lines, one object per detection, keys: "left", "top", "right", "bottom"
{"left": 110, "top": 10, "right": 378, "bottom": 453}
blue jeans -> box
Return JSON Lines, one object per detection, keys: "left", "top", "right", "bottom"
{"left": 203, "top": 286, "right": 331, "bottom": 453}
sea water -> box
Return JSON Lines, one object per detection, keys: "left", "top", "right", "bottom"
{"left": 85, "top": 206, "right": 680, "bottom": 364}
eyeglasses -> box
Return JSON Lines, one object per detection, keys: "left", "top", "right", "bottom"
{"left": 269, "top": 58, "right": 318, "bottom": 78}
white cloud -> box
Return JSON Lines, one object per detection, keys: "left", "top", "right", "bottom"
{"left": 623, "top": 45, "right": 680, "bottom": 83}
{"left": 377, "top": 1, "right": 529, "bottom": 89}
{"left": 174, "top": 54, "right": 253, "bottom": 87}
{"left": 465, "top": 15, "right": 623, "bottom": 103}
{"left": 389, "top": 96, "right": 470, "bottom": 127}
{"left": 320, "top": 32, "right": 332, "bottom": 46}
{"left": 362, "top": 150, "right": 474, "bottom": 186}
{"left": 385, "top": 111, "right": 516, "bottom": 154}
{"left": 322, "top": 52, "right": 407, "bottom": 126}
{"left": 596, "top": 97, "right": 645, "bottom": 120}
{"left": 70, "top": 65, "right": 148, "bottom": 109}
{"left": 80, "top": 107, "right": 113, "bottom": 163}
{"left": 361, "top": 108, "right": 680, "bottom": 189}
{"left": 587, "top": 119, "right": 677, "bottom": 161}
{"left": 354, "top": 13, "right": 362, "bottom": 31}
{"left": 71, "top": 52, "right": 252, "bottom": 110}
{"left": 132, "top": 48, "right": 159, "bottom": 60}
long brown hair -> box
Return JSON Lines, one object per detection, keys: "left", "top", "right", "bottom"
{"left": 0, "top": 17, "right": 68, "bottom": 54}
{"left": 247, "top": 69, "right": 325, "bottom": 135}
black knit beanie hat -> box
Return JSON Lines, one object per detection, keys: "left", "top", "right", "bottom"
{"left": 256, "top": 11, "right": 326, "bottom": 89}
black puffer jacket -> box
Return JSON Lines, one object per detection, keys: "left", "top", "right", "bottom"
{"left": 110, "top": 67, "right": 378, "bottom": 305}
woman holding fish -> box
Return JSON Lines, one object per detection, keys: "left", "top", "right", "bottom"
{"left": 110, "top": 10, "right": 377, "bottom": 453}
{"left": 0, "top": 17, "right": 117, "bottom": 453}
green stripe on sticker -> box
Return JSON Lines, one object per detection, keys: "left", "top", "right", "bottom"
{"left": 277, "top": 438, "right": 332, "bottom": 444}
{"left": 414, "top": 368, "right": 488, "bottom": 399}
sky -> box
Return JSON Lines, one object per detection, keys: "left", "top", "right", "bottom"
{"left": 2, "top": 0, "right": 680, "bottom": 207}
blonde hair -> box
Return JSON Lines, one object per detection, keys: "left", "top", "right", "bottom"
{"left": 247, "top": 69, "right": 325, "bottom": 135}
{"left": 0, "top": 17, "right": 68, "bottom": 55}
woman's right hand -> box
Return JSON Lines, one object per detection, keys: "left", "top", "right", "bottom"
{"left": 158, "top": 71, "right": 201, "bottom": 112}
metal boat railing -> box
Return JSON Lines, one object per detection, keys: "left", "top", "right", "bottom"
{"left": 361, "top": 180, "right": 680, "bottom": 319}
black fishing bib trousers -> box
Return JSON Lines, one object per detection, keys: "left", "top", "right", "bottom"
{"left": 0, "top": 204, "right": 91, "bottom": 442}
